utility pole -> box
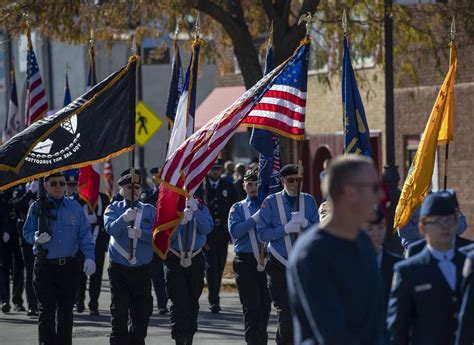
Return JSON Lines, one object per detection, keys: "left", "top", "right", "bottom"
{"left": 382, "top": 0, "right": 402, "bottom": 254}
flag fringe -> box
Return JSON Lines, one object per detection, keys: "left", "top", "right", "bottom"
{"left": 0, "top": 146, "right": 133, "bottom": 192}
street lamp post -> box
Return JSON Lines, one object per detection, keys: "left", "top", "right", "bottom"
{"left": 383, "top": 0, "right": 402, "bottom": 253}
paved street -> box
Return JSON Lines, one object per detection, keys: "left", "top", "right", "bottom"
{"left": 0, "top": 263, "right": 278, "bottom": 344}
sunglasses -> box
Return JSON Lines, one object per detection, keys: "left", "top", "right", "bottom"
{"left": 49, "top": 181, "right": 66, "bottom": 187}
{"left": 284, "top": 177, "right": 303, "bottom": 184}
{"left": 125, "top": 185, "right": 141, "bottom": 190}
{"left": 423, "top": 216, "right": 457, "bottom": 227}
{"left": 351, "top": 182, "right": 380, "bottom": 193}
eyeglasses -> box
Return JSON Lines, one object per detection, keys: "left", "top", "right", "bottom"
{"left": 125, "top": 185, "right": 141, "bottom": 190}
{"left": 423, "top": 216, "right": 457, "bottom": 227}
{"left": 350, "top": 182, "right": 380, "bottom": 193}
{"left": 284, "top": 177, "right": 303, "bottom": 184}
{"left": 49, "top": 181, "right": 66, "bottom": 187}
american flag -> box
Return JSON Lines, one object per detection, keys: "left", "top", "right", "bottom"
{"left": 2, "top": 70, "right": 20, "bottom": 143}
{"left": 241, "top": 43, "right": 308, "bottom": 140}
{"left": 25, "top": 31, "right": 48, "bottom": 127}
{"left": 153, "top": 40, "right": 310, "bottom": 257}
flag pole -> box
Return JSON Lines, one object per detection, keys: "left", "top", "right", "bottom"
{"left": 184, "top": 13, "right": 200, "bottom": 262}
{"left": 295, "top": 13, "right": 313, "bottom": 213}
{"left": 443, "top": 17, "right": 456, "bottom": 190}
{"left": 165, "top": 20, "right": 180, "bottom": 154}
{"left": 129, "top": 34, "right": 138, "bottom": 260}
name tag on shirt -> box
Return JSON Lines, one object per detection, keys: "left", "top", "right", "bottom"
{"left": 415, "top": 283, "right": 432, "bottom": 292}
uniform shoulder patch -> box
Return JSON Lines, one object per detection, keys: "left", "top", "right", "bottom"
{"left": 230, "top": 205, "right": 236, "bottom": 214}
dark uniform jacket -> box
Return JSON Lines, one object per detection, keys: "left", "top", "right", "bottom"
{"left": 407, "top": 236, "right": 472, "bottom": 257}
{"left": 381, "top": 250, "right": 404, "bottom": 310}
{"left": 204, "top": 177, "right": 237, "bottom": 244}
{"left": 456, "top": 251, "right": 474, "bottom": 345}
{"left": 387, "top": 247, "right": 465, "bottom": 345}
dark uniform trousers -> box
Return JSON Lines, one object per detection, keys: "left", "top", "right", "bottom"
{"left": 21, "top": 240, "right": 37, "bottom": 311}
{"left": 164, "top": 251, "right": 205, "bottom": 341}
{"left": 233, "top": 253, "right": 271, "bottom": 345}
{"left": 108, "top": 262, "right": 152, "bottom": 345}
{"left": 151, "top": 253, "right": 168, "bottom": 310}
{"left": 203, "top": 238, "right": 228, "bottom": 306}
{"left": 76, "top": 235, "right": 107, "bottom": 310}
{"left": 0, "top": 237, "right": 24, "bottom": 307}
{"left": 266, "top": 253, "right": 293, "bottom": 345}
{"left": 33, "top": 257, "right": 80, "bottom": 345}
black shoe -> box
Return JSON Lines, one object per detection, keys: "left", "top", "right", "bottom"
{"left": 75, "top": 302, "right": 85, "bottom": 313}
{"left": 158, "top": 307, "right": 169, "bottom": 315}
{"left": 174, "top": 336, "right": 186, "bottom": 345}
{"left": 27, "top": 309, "right": 38, "bottom": 316}
{"left": 89, "top": 309, "right": 100, "bottom": 316}
{"left": 1, "top": 303, "right": 10, "bottom": 313}
{"left": 209, "top": 304, "right": 220, "bottom": 314}
{"left": 13, "top": 304, "right": 26, "bottom": 312}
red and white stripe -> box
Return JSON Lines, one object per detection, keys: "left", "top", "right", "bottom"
{"left": 242, "top": 84, "right": 306, "bottom": 138}
{"left": 25, "top": 54, "right": 48, "bottom": 127}
{"left": 103, "top": 160, "right": 115, "bottom": 199}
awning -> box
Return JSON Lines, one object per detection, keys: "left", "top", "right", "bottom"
{"left": 195, "top": 86, "right": 247, "bottom": 131}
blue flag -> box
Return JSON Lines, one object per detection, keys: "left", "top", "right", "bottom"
{"left": 165, "top": 42, "right": 183, "bottom": 125}
{"left": 250, "top": 44, "right": 282, "bottom": 204}
{"left": 87, "top": 46, "right": 97, "bottom": 90}
{"left": 63, "top": 72, "right": 72, "bottom": 106}
{"left": 342, "top": 35, "right": 372, "bottom": 156}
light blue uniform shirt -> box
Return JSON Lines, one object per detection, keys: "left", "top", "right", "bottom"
{"left": 170, "top": 204, "right": 213, "bottom": 252}
{"left": 104, "top": 200, "right": 155, "bottom": 267}
{"left": 398, "top": 207, "right": 468, "bottom": 249}
{"left": 257, "top": 191, "right": 319, "bottom": 258}
{"left": 23, "top": 196, "right": 95, "bottom": 261}
{"left": 228, "top": 197, "right": 263, "bottom": 254}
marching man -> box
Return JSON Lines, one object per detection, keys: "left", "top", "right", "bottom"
{"left": 257, "top": 164, "right": 319, "bottom": 344}
{"left": 104, "top": 172, "right": 155, "bottom": 345}
{"left": 164, "top": 195, "right": 213, "bottom": 345}
{"left": 228, "top": 168, "right": 272, "bottom": 345}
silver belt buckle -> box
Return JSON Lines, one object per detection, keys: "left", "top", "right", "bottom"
{"left": 180, "top": 255, "right": 192, "bottom": 268}
{"left": 58, "top": 258, "right": 66, "bottom": 266}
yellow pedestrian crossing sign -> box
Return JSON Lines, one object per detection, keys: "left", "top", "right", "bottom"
{"left": 135, "top": 101, "right": 163, "bottom": 147}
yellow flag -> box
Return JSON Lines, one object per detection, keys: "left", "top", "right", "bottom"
{"left": 394, "top": 42, "right": 457, "bottom": 229}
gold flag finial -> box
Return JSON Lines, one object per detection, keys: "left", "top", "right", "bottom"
{"left": 89, "top": 29, "right": 94, "bottom": 47}
{"left": 298, "top": 12, "right": 313, "bottom": 37}
{"left": 131, "top": 34, "right": 137, "bottom": 55}
{"left": 450, "top": 17, "right": 456, "bottom": 42}
{"left": 194, "top": 13, "right": 201, "bottom": 39}
{"left": 342, "top": 9, "right": 348, "bottom": 34}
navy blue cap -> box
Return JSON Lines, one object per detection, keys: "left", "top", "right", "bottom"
{"left": 45, "top": 172, "right": 65, "bottom": 182}
{"left": 149, "top": 167, "right": 160, "bottom": 175}
{"left": 420, "top": 190, "right": 457, "bottom": 217}
{"left": 280, "top": 164, "right": 302, "bottom": 177}
{"left": 117, "top": 173, "right": 141, "bottom": 186}
{"left": 212, "top": 159, "right": 224, "bottom": 169}
{"left": 243, "top": 168, "right": 258, "bottom": 182}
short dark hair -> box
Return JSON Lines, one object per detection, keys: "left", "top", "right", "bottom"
{"left": 322, "top": 154, "right": 374, "bottom": 202}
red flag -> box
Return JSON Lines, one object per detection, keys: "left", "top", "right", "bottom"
{"left": 103, "top": 160, "right": 115, "bottom": 199}
{"left": 153, "top": 178, "right": 186, "bottom": 258}
{"left": 78, "top": 164, "right": 100, "bottom": 210}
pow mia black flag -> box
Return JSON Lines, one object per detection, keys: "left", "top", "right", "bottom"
{"left": 0, "top": 56, "right": 138, "bottom": 191}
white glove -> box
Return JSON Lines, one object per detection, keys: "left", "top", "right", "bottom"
{"left": 2, "top": 232, "right": 10, "bottom": 242}
{"left": 284, "top": 221, "right": 300, "bottom": 234}
{"left": 181, "top": 208, "right": 194, "bottom": 225}
{"left": 291, "top": 211, "right": 308, "bottom": 228}
{"left": 27, "top": 180, "right": 39, "bottom": 194}
{"left": 122, "top": 208, "right": 137, "bottom": 222}
{"left": 83, "top": 259, "right": 96, "bottom": 276}
{"left": 34, "top": 231, "right": 51, "bottom": 244}
{"left": 252, "top": 210, "right": 260, "bottom": 223}
{"left": 186, "top": 197, "right": 198, "bottom": 211}
{"left": 86, "top": 211, "right": 97, "bottom": 224}
{"left": 127, "top": 226, "right": 142, "bottom": 239}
